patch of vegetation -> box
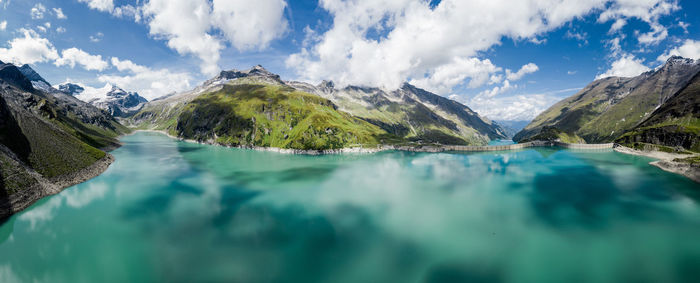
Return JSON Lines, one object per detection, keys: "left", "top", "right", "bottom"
{"left": 176, "top": 84, "right": 396, "bottom": 150}
{"left": 673, "top": 155, "right": 700, "bottom": 166}
{"left": 621, "top": 142, "right": 693, "bottom": 154}
{"left": 520, "top": 126, "right": 586, "bottom": 143}
{"left": 0, "top": 153, "right": 37, "bottom": 195}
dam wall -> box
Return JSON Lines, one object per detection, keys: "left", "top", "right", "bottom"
{"left": 416, "top": 141, "right": 615, "bottom": 153}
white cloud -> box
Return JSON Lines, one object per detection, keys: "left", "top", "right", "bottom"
{"left": 285, "top": 0, "right": 679, "bottom": 92}
{"left": 98, "top": 57, "right": 192, "bottom": 100}
{"left": 0, "top": 21, "right": 6, "bottom": 31}
{"left": 410, "top": 57, "right": 501, "bottom": 94}
{"left": 286, "top": 0, "right": 614, "bottom": 91}
{"left": 56, "top": 27, "right": 66, "bottom": 33}
{"left": 135, "top": 0, "right": 289, "bottom": 76}
{"left": 78, "top": 0, "right": 114, "bottom": 12}
{"left": 212, "top": 0, "right": 289, "bottom": 51}
{"left": 598, "top": 0, "right": 678, "bottom": 45}
{"left": 466, "top": 88, "right": 580, "bottom": 121}
{"left": 54, "top": 48, "right": 109, "bottom": 71}
{"left": 141, "top": 0, "right": 223, "bottom": 76}
{"left": 567, "top": 70, "right": 577, "bottom": 75}
{"left": 477, "top": 80, "right": 516, "bottom": 99}
{"left": 0, "top": 29, "right": 59, "bottom": 65}
{"left": 110, "top": 57, "right": 149, "bottom": 73}
{"left": 656, "top": 39, "right": 700, "bottom": 62}
{"left": 596, "top": 54, "right": 650, "bottom": 79}
{"left": 30, "top": 3, "right": 46, "bottom": 19}
{"left": 678, "top": 21, "right": 689, "bottom": 33}
{"left": 505, "top": 63, "right": 539, "bottom": 81}
{"left": 89, "top": 32, "right": 104, "bottom": 42}
{"left": 53, "top": 7, "right": 67, "bottom": 19}
{"left": 608, "top": 18, "right": 626, "bottom": 33}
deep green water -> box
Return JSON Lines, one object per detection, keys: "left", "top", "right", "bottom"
{"left": 1, "top": 132, "right": 700, "bottom": 283}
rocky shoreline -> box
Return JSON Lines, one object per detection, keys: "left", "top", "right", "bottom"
{"left": 614, "top": 146, "right": 700, "bottom": 183}
{"left": 0, "top": 154, "right": 115, "bottom": 221}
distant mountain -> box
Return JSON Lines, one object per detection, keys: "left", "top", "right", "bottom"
{"left": 514, "top": 56, "right": 700, "bottom": 143}
{"left": 0, "top": 63, "right": 129, "bottom": 220}
{"left": 493, "top": 120, "right": 530, "bottom": 139}
{"left": 288, "top": 80, "right": 507, "bottom": 145}
{"left": 617, "top": 71, "right": 700, "bottom": 152}
{"left": 129, "top": 65, "right": 506, "bottom": 149}
{"left": 58, "top": 83, "right": 148, "bottom": 118}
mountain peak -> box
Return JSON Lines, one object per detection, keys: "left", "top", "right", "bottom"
{"left": 664, "top": 55, "right": 696, "bottom": 66}
{"left": 0, "top": 63, "right": 34, "bottom": 91}
{"left": 58, "top": 83, "right": 85, "bottom": 95}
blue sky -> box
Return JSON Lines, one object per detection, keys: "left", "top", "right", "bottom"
{"left": 0, "top": 0, "right": 699, "bottom": 121}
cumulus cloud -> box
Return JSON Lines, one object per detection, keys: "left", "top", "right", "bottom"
{"left": 54, "top": 48, "right": 109, "bottom": 71}
{"left": 0, "top": 29, "right": 59, "bottom": 65}
{"left": 212, "top": 0, "right": 289, "bottom": 51}
{"left": 30, "top": 3, "right": 46, "bottom": 19}
{"left": 598, "top": 0, "right": 679, "bottom": 45}
{"left": 656, "top": 39, "right": 700, "bottom": 61}
{"left": 141, "top": 0, "right": 223, "bottom": 76}
{"left": 85, "top": 0, "right": 290, "bottom": 76}
{"left": 596, "top": 54, "right": 650, "bottom": 79}
{"left": 53, "top": 7, "right": 67, "bottom": 19}
{"left": 78, "top": 0, "right": 114, "bottom": 13}
{"left": 410, "top": 57, "right": 501, "bottom": 94}
{"left": 89, "top": 32, "right": 104, "bottom": 42}
{"left": 98, "top": 57, "right": 192, "bottom": 100}
{"left": 286, "top": 0, "right": 679, "bottom": 92}
{"left": 466, "top": 88, "right": 579, "bottom": 121}
{"left": 505, "top": 63, "right": 539, "bottom": 81}
{"left": 0, "top": 21, "right": 6, "bottom": 31}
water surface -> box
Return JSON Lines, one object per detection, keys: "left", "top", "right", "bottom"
{"left": 1, "top": 132, "right": 699, "bottom": 283}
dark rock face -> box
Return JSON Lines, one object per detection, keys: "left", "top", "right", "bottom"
{"left": 617, "top": 126, "right": 699, "bottom": 151}
{"left": 204, "top": 65, "right": 283, "bottom": 87}
{"left": 0, "top": 64, "right": 34, "bottom": 92}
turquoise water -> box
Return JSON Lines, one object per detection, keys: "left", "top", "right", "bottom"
{"left": 488, "top": 139, "right": 516, "bottom": 146}
{"left": 1, "top": 132, "right": 700, "bottom": 283}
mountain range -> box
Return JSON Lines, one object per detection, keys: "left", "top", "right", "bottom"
{"left": 514, "top": 56, "right": 700, "bottom": 152}
{"left": 128, "top": 65, "right": 508, "bottom": 149}
{"left": 2, "top": 56, "right": 699, "bottom": 219}
{"left": 58, "top": 83, "right": 149, "bottom": 118}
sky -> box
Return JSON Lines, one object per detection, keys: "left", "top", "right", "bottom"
{"left": 0, "top": 0, "right": 699, "bottom": 122}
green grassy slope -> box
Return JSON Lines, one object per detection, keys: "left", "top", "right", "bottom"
{"left": 1, "top": 64, "right": 129, "bottom": 196}
{"left": 519, "top": 126, "right": 586, "bottom": 143}
{"left": 135, "top": 83, "right": 397, "bottom": 150}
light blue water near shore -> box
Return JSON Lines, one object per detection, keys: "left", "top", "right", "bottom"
{"left": 1, "top": 132, "right": 700, "bottom": 283}
{"left": 488, "top": 139, "right": 516, "bottom": 146}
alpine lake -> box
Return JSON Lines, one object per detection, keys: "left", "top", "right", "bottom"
{"left": 1, "top": 131, "right": 699, "bottom": 283}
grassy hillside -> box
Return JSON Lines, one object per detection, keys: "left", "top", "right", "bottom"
{"left": 136, "top": 83, "right": 397, "bottom": 150}
{"left": 515, "top": 58, "right": 700, "bottom": 143}
{"left": 1, "top": 64, "right": 128, "bottom": 199}
{"left": 616, "top": 73, "right": 700, "bottom": 152}
{"left": 519, "top": 126, "right": 586, "bottom": 144}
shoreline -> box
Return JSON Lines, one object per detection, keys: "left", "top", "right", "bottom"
{"left": 133, "top": 130, "right": 698, "bottom": 182}
{"left": 614, "top": 146, "right": 700, "bottom": 183}
{"left": 0, "top": 154, "right": 115, "bottom": 221}
{"left": 131, "top": 130, "right": 614, "bottom": 155}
